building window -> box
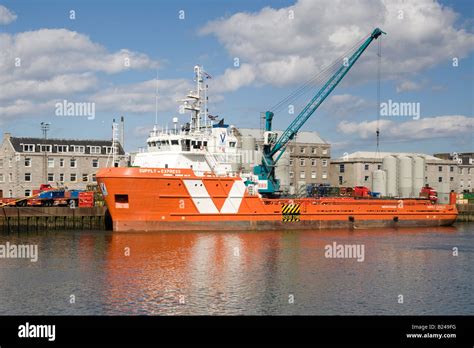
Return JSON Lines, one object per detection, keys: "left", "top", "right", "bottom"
{"left": 339, "top": 176, "right": 343, "bottom": 185}
{"left": 450, "top": 177, "right": 454, "bottom": 182}
{"left": 289, "top": 147, "right": 294, "bottom": 154}
{"left": 25, "top": 189, "right": 31, "bottom": 197}
{"left": 0, "top": 174, "right": 3, "bottom": 182}
{"left": 311, "top": 159, "right": 317, "bottom": 166}
{"left": 299, "top": 147, "right": 305, "bottom": 154}
{"left": 72, "top": 145, "right": 85, "bottom": 153}
{"left": 300, "top": 159, "right": 305, "bottom": 166}
{"left": 40, "top": 145, "right": 52, "bottom": 152}
{"left": 8, "top": 159, "right": 12, "bottom": 167}
{"left": 105, "top": 146, "right": 113, "bottom": 154}
{"left": 311, "top": 171, "right": 316, "bottom": 179}
{"left": 468, "top": 168, "right": 472, "bottom": 175}
{"left": 450, "top": 166, "right": 454, "bottom": 172}
{"left": 8, "top": 190, "right": 12, "bottom": 198}
{"left": 56, "top": 145, "right": 68, "bottom": 152}
{"left": 82, "top": 174, "right": 88, "bottom": 182}
{"left": 47, "top": 158, "right": 54, "bottom": 168}
{"left": 364, "top": 176, "right": 369, "bottom": 182}
{"left": 438, "top": 177, "right": 442, "bottom": 183}
{"left": 70, "top": 173, "right": 77, "bottom": 182}
{"left": 22, "top": 144, "right": 35, "bottom": 152}
{"left": 0, "top": 159, "right": 3, "bottom": 168}
{"left": 92, "top": 159, "right": 99, "bottom": 168}
{"left": 377, "top": 164, "right": 382, "bottom": 170}
{"left": 289, "top": 171, "right": 294, "bottom": 179}
{"left": 289, "top": 159, "right": 293, "bottom": 166}
{"left": 70, "top": 159, "right": 77, "bottom": 168}
{"left": 59, "top": 173, "right": 64, "bottom": 182}
{"left": 24, "top": 173, "right": 31, "bottom": 182}
{"left": 48, "top": 173, "right": 54, "bottom": 182}
{"left": 322, "top": 159, "right": 328, "bottom": 167}
{"left": 300, "top": 171, "right": 305, "bottom": 179}
{"left": 438, "top": 166, "right": 442, "bottom": 172}
{"left": 364, "top": 164, "right": 369, "bottom": 170}
{"left": 25, "top": 157, "right": 31, "bottom": 167}
{"left": 9, "top": 173, "right": 13, "bottom": 182}
{"left": 92, "top": 174, "right": 97, "bottom": 182}
{"left": 459, "top": 168, "right": 463, "bottom": 174}
{"left": 60, "top": 158, "right": 65, "bottom": 167}
{"left": 339, "top": 164, "right": 345, "bottom": 173}
{"left": 311, "top": 148, "right": 317, "bottom": 154}
{"left": 90, "top": 146, "right": 101, "bottom": 154}
{"left": 322, "top": 171, "right": 328, "bottom": 179}
{"left": 322, "top": 148, "right": 328, "bottom": 155}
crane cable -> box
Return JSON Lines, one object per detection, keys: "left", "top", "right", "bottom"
{"left": 268, "top": 34, "right": 370, "bottom": 113}
{"left": 376, "top": 34, "right": 382, "bottom": 154}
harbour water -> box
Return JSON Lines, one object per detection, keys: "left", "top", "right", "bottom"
{"left": 0, "top": 223, "right": 473, "bottom": 315}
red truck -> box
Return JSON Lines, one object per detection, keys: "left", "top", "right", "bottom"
{"left": 0, "top": 184, "right": 95, "bottom": 207}
{"left": 419, "top": 185, "right": 437, "bottom": 203}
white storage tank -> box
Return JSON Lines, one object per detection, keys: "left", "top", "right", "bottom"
{"left": 412, "top": 155, "right": 425, "bottom": 197}
{"left": 398, "top": 156, "right": 413, "bottom": 198}
{"left": 240, "top": 135, "right": 256, "bottom": 171}
{"left": 275, "top": 150, "right": 291, "bottom": 195}
{"left": 372, "top": 169, "right": 387, "bottom": 197}
{"left": 382, "top": 155, "right": 397, "bottom": 197}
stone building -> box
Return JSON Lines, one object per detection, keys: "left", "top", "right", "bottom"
{"left": 433, "top": 152, "right": 473, "bottom": 192}
{"left": 0, "top": 133, "right": 128, "bottom": 198}
{"left": 236, "top": 128, "right": 331, "bottom": 194}
{"left": 329, "top": 151, "right": 464, "bottom": 199}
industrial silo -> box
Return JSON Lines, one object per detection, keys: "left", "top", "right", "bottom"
{"left": 275, "top": 150, "right": 291, "bottom": 195}
{"left": 240, "top": 135, "right": 256, "bottom": 172}
{"left": 412, "top": 155, "right": 425, "bottom": 197}
{"left": 398, "top": 156, "right": 413, "bottom": 198}
{"left": 372, "top": 169, "right": 387, "bottom": 197}
{"left": 382, "top": 155, "right": 397, "bottom": 197}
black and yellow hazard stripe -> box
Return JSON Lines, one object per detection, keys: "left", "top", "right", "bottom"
{"left": 282, "top": 203, "right": 301, "bottom": 222}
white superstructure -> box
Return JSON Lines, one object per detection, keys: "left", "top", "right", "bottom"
{"left": 133, "top": 66, "right": 240, "bottom": 176}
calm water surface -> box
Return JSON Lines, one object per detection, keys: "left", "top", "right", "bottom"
{"left": 0, "top": 223, "right": 473, "bottom": 315}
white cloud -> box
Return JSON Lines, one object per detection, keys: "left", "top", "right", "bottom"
{"left": 337, "top": 115, "right": 474, "bottom": 141}
{"left": 201, "top": 0, "right": 474, "bottom": 90}
{"left": 321, "top": 94, "right": 373, "bottom": 117}
{"left": 0, "top": 29, "right": 159, "bottom": 81}
{"left": 0, "top": 28, "right": 161, "bottom": 118}
{"left": 396, "top": 80, "right": 422, "bottom": 93}
{"left": 210, "top": 64, "right": 256, "bottom": 92}
{"left": 0, "top": 5, "right": 16, "bottom": 25}
{"left": 91, "top": 78, "right": 191, "bottom": 114}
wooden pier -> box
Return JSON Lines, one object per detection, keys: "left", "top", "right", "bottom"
{"left": 456, "top": 204, "right": 474, "bottom": 222}
{"left": 0, "top": 207, "right": 107, "bottom": 232}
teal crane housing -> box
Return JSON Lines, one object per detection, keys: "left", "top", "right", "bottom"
{"left": 254, "top": 28, "right": 386, "bottom": 196}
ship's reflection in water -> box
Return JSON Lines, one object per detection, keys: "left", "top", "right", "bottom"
{"left": 0, "top": 225, "right": 472, "bottom": 315}
{"left": 101, "top": 225, "right": 472, "bottom": 315}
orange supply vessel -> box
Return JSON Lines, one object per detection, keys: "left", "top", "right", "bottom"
{"left": 96, "top": 167, "right": 457, "bottom": 232}
{"left": 96, "top": 65, "right": 457, "bottom": 232}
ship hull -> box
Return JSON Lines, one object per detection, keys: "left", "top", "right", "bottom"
{"left": 97, "top": 168, "right": 458, "bottom": 232}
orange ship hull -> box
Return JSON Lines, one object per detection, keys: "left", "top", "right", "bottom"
{"left": 96, "top": 167, "right": 458, "bottom": 232}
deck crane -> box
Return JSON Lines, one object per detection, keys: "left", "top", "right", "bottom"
{"left": 254, "top": 27, "right": 386, "bottom": 196}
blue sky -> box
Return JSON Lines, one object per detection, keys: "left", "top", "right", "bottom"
{"left": 0, "top": 0, "right": 472, "bottom": 157}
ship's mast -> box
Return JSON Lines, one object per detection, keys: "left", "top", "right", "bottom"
{"left": 180, "top": 65, "right": 211, "bottom": 133}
